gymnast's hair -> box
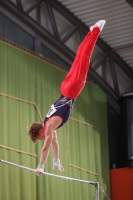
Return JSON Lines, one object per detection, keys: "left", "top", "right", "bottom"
{"left": 27, "top": 122, "right": 42, "bottom": 143}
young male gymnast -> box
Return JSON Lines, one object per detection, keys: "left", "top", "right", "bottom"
{"left": 28, "top": 20, "right": 106, "bottom": 176}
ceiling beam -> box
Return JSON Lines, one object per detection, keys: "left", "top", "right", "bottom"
{"left": 25, "top": 0, "right": 44, "bottom": 14}
{"left": 92, "top": 51, "right": 110, "bottom": 70}
{"left": 50, "top": 0, "right": 112, "bottom": 51}
{"left": 0, "top": 0, "right": 120, "bottom": 102}
{"left": 89, "top": 68, "right": 119, "bottom": 101}
{"left": 102, "top": 58, "right": 107, "bottom": 81}
{"left": 62, "top": 25, "right": 79, "bottom": 43}
{"left": 16, "top": 0, "right": 23, "bottom": 10}
{"left": 50, "top": 0, "right": 133, "bottom": 81}
{"left": 109, "top": 55, "right": 120, "bottom": 95}
{"left": 36, "top": 3, "right": 41, "bottom": 23}
{"left": 45, "top": 0, "right": 60, "bottom": 39}
{"left": 0, "top": 0, "right": 74, "bottom": 60}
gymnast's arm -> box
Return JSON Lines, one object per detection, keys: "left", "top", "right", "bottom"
{"left": 36, "top": 117, "right": 63, "bottom": 175}
{"left": 51, "top": 130, "right": 59, "bottom": 161}
{"left": 36, "top": 123, "right": 53, "bottom": 175}
{"left": 51, "top": 131, "right": 64, "bottom": 171}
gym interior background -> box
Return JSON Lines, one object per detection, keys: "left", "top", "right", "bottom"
{"left": 0, "top": 1, "right": 133, "bottom": 200}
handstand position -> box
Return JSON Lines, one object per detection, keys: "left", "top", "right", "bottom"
{"left": 28, "top": 20, "right": 106, "bottom": 176}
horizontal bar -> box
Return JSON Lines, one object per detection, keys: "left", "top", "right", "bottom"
{"left": 0, "top": 159, "right": 96, "bottom": 185}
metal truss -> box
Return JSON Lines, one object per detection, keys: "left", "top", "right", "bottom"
{"left": 1, "top": 0, "right": 133, "bottom": 112}
{"left": 126, "top": 0, "right": 133, "bottom": 8}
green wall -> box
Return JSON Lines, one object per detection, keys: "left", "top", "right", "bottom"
{"left": 0, "top": 41, "right": 110, "bottom": 200}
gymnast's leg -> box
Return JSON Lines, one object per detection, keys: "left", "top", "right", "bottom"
{"left": 60, "top": 20, "right": 106, "bottom": 99}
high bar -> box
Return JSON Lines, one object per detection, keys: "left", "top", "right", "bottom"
{"left": 0, "top": 159, "right": 96, "bottom": 185}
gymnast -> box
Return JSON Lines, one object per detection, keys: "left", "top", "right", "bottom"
{"left": 28, "top": 20, "right": 106, "bottom": 176}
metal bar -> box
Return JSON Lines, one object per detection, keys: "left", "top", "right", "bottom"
{"left": 0, "top": 159, "right": 97, "bottom": 185}
{"left": 0, "top": 92, "right": 36, "bottom": 104}
{"left": 69, "top": 164, "right": 98, "bottom": 176}
{"left": 95, "top": 182, "right": 100, "bottom": 200}
{"left": 0, "top": 0, "right": 74, "bottom": 60}
{"left": 50, "top": 0, "right": 110, "bottom": 51}
{"left": 45, "top": 0, "right": 60, "bottom": 39}
{"left": 50, "top": 0, "right": 133, "bottom": 80}
{"left": 0, "top": 144, "right": 37, "bottom": 157}
{"left": 89, "top": 68, "right": 119, "bottom": 101}
{"left": 16, "top": 0, "right": 23, "bottom": 10}
{"left": 37, "top": 3, "right": 41, "bottom": 23}
{"left": 25, "top": 0, "right": 44, "bottom": 14}
{"left": 34, "top": 103, "right": 43, "bottom": 122}
{"left": 62, "top": 25, "right": 79, "bottom": 43}
{"left": 102, "top": 57, "right": 106, "bottom": 81}
{"left": 109, "top": 55, "right": 120, "bottom": 94}
{"left": 92, "top": 51, "right": 110, "bottom": 70}
{"left": 79, "top": 27, "right": 85, "bottom": 42}
{"left": 111, "top": 51, "right": 133, "bottom": 81}
{"left": 126, "top": 0, "right": 133, "bottom": 8}
{"left": 34, "top": 34, "right": 41, "bottom": 54}
{"left": 0, "top": 0, "right": 121, "bottom": 105}
{"left": 69, "top": 117, "right": 95, "bottom": 128}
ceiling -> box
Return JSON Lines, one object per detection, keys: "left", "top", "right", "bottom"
{"left": 0, "top": 0, "right": 133, "bottom": 112}
{"left": 58, "top": 0, "right": 133, "bottom": 70}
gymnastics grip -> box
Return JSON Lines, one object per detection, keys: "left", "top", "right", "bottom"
{"left": 52, "top": 159, "right": 64, "bottom": 172}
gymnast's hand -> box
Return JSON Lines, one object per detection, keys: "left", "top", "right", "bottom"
{"left": 36, "top": 164, "right": 44, "bottom": 176}
{"left": 36, "top": 168, "right": 44, "bottom": 176}
{"left": 52, "top": 159, "right": 64, "bottom": 172}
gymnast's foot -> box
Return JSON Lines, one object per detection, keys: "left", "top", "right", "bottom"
{"left": 90, "top": 20, "right": 106, "bottom": 32}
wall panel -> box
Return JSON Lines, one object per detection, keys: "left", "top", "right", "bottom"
{"left": 0, "top": 41, "right": 110, "bottom": 200}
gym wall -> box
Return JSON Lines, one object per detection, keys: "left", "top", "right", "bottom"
{"left": 0, "top": 41, "right": 110, "bottom": 200}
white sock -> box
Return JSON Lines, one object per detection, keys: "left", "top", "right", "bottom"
{"left": 90, "top": 20, "right": 106, "bottom": 32}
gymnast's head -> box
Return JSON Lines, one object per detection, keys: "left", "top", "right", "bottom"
{"left": 27, "top": 122, "right": 45, "bottom": 143}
